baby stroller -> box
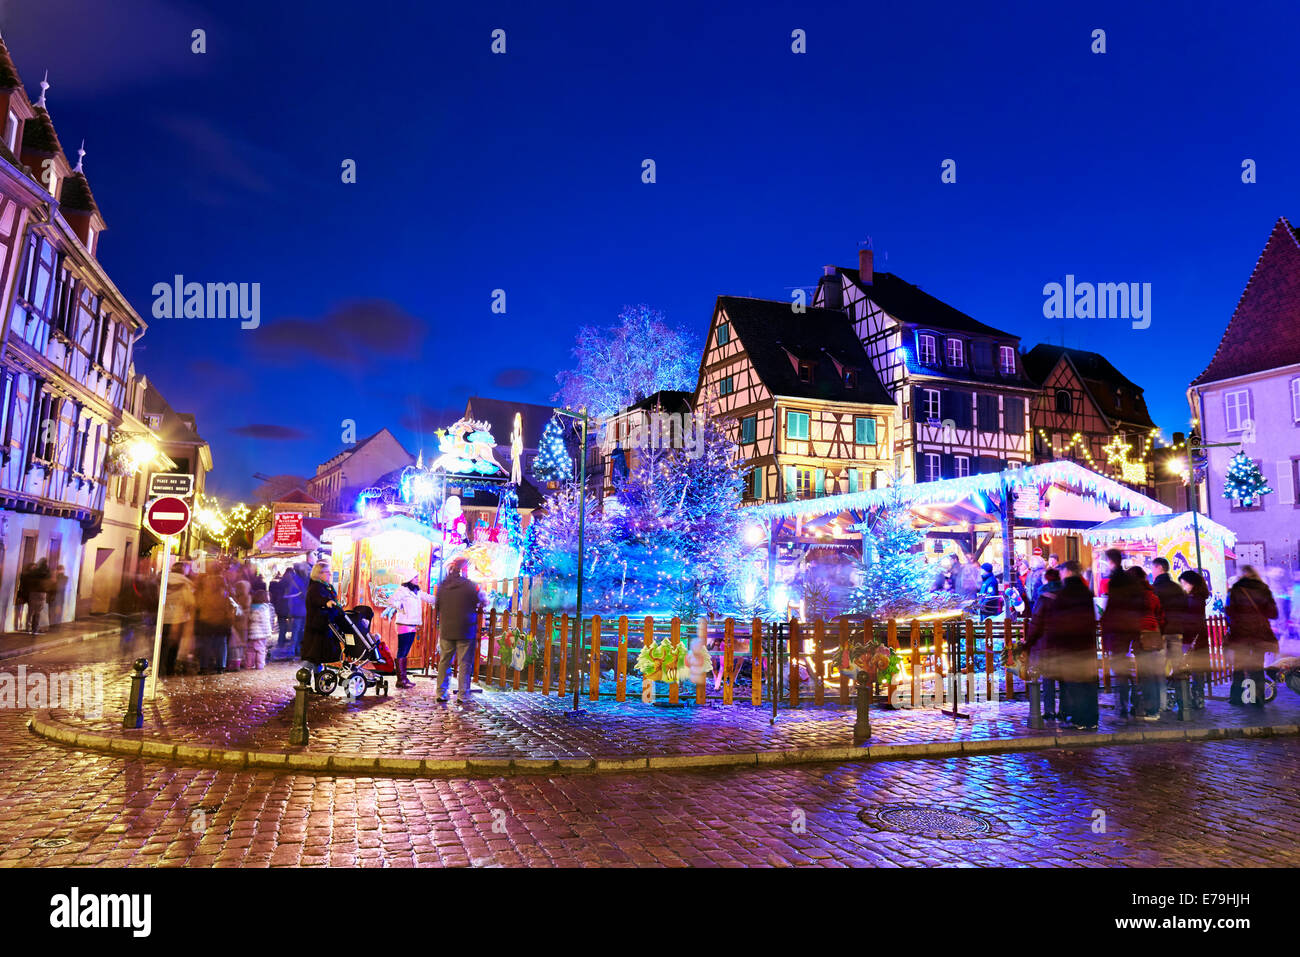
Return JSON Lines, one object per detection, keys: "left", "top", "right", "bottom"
{"left": 313, "top": 605, "right": 395, "bottom": 698}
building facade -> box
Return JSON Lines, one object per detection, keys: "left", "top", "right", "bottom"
{"left": 1188, "top": 217, "right": 1300, "bottom": 576}
{"left": 0, "top": 43, "right": 146, "bottom": 629}
{"left": 814, "top": 250, "right": 1037, "bottom": 486}
{"left": 695, "top": 295, "right": 895, "bottom": 503}
{"left": 307, "top": 427, "right": 415, "bottom": 521}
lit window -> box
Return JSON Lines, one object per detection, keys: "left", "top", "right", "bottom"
{"left": 924, "top": 453, "right": 942, "bottom": 482}
{"left": 1224, "top": 389, "right": 1251, "bottom": 433}
{"left": 798, "top": 361, "right": 814, "bottom": 382}
{"left": 955, "top": 456, "right": 970, "bottom": 478}
{"left": 855, "top": 416, "right": 876, "bottom": 445}
{"left": 795, "top": 467, "right": 816, "bottom": 498}
{"left": 946, "top": 339, "right": 964, "bottom": 366}
{"left": 786, "top": 410, "right": 810, "bottom": 440}
{"left": 1291, "top": 379, "right": 1300, "bottom": 423}
{"left": 919, "top": 334, "right": 937, "bottom": 365}
{"left": 999, "top": 346, "right": 1016, "bottom": 376}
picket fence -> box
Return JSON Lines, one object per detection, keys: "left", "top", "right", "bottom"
{"left": 370, "top": 608, "right": 1241, "bottom": 708}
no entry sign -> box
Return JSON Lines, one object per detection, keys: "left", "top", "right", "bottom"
{"left": 145, "top": 496, "right": 191, "bottom": 538}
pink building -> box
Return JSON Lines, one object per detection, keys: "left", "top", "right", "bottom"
{"left": 1188, "top": 217, "right": 1300, "bottom": 578}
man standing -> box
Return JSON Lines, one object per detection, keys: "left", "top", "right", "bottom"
{"left": 1151, "top": 557, "right": 1185, "bottom": 708}
{"left": 50, "top": 564, "right": 68, "bottom": 627}
{"left": 1099, "top": 548, "right": 1140, "bottom": 717}
{"left": 282, "top": 562, "right": 309, "bottom": 658}
{"left": 1049, "top": 561, "right": 1099, "bottom": 729}
{"left": 269, "top": 571, "right": 288, "bottom": 658}
{"left": 435, "top": 557, "right": 482, "bottom": 705}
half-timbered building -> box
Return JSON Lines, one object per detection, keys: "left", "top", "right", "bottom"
{"left": 813, "top": 250, "right": 1037, "bottom": 485}
{"left": 1022, "top": 344, "right": 1158, "bottom": 492}
{"left": 0, "top": 42, "right": 147, "bottom": 628}
{"left": 694, "top": 295, "right": 895, "bottom": 504}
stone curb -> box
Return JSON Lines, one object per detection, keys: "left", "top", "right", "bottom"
{"left": 26, "top": 711, "right": 1300, "bottom": 779}
{"left": 0, "top": 626, "right": 123, "bottom": 662}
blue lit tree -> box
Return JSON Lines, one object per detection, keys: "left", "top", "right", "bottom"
{"left": 849, "top": 488, "right": 936, "bottom": 619}
{"left": 1222, "top": 451, "right": 1272, "bottom": 508}
{"left": 533, "top": 416, "right": 573, "bottom": 484}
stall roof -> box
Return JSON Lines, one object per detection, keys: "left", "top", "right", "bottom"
{"left": 251, "top": 517, "right": 329, "bottom": 555}
{"left": 749, "top": 460, "right": 1170, "bottom": 522}
{"left": 1079, "top": 511, "right": 1237, "bottom": 548}
{"left": 320, "top": 513, "right": 442, "bottom": 544}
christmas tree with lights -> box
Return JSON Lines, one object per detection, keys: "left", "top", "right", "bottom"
{"left": 849, "top": 487, "right": 935, "bottom": 619}
{"left": 533, "top": 416, "right": 574, "bottom": 484}
{"left": 1222, "top": 451, "right": 1272, "bottom": 507}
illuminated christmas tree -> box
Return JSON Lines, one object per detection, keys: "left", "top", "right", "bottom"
{"left": 849, "top": 488, "right": 935, "bottom": 619}
{"left": 533, "top": 416, "right": 573, "bottom": 484}
{"left": 1222, "top": 451, "right": 1272, "bottom": 508}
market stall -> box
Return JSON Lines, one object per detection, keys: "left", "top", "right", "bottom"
{"left": 1079, "top": 511, "right": 1236, "bottom": 601}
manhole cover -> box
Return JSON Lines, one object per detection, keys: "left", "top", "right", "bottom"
{"left": 859, "top": 804, "right": 995, "bottom": 839}
{"left": 34, "top": 837, "right": 73, "bottom": 848}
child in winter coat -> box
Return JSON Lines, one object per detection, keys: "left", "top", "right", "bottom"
{"left": 228, "top": 580, "right": 251, "bottom": 669}
{"left": 246, "top": 587, "right": 274, "bottom": 670}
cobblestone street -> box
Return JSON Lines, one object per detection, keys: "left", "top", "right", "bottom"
{"left": 2, "top": 635, "right": 1299, "bottom": 867}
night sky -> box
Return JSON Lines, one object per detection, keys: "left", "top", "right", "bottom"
{"left": 3, "top": 0, "right": 1297, "bottom": 499}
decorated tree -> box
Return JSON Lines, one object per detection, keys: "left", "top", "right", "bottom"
{"left": 524, "top": 482, "right": 615, "bottom": 611}
{"left": 1222, "top": 451, "right": 1272, "bottom": 508}
{"left": 554, "top": 304, "right": 699, "bottom": 419}
{"left": 533, "top": 416, "right": 573, "bottom": 484}
{"left": 849, "top": 488, "right": 935, "bottom": 619}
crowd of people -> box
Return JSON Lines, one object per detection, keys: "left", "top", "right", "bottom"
{"left": 1019, "top": 548, "right": 1281, "bottom": 730}
{"left": 14, "top": 559, "right": 70, "bottom": 635}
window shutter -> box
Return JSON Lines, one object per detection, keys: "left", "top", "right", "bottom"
{"left": 941, "top": 453, "right": 955, "bottom": 479}
{"left": 1278, "top": 461, "right": 1295, "bottom": 506}
{"left": 849, "top": 469, "right": 859, "bottom": 493}
{"left": 783, "top": 465, "right": 796, "bottom": 500}
{"left": 1005, "top": 397, "right": 1024, "bottom": 433}
{"left": 912, "top": 386, "right": 923, "bottom": 421}
{"left": 940, "top": 389, "right": 953, "bottom": 424}
{"left": 814, "top": 468, "right": 825, "bottom": 496}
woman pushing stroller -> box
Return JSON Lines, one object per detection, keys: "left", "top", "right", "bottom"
{"left": 301, "top": 562, "right": 342, "bottom": 677}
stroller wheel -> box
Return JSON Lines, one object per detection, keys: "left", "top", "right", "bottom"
{"left": 314, "top": 670, "right": 338, "bottom": 695}
{"left": 344, "top": 673, "right": 367, "bottom": 699}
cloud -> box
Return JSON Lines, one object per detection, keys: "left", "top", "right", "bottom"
{"left": 157, "top": 113, "right": 279, "bottom": 205}
{"left": 492, "top": 367, "right": 541, "bottom": 389}
{"left": 228, "top": 424, "right": 310, "bottom": 440}
{"left": 251, "top": 299, "right": 428, "bottom": 370}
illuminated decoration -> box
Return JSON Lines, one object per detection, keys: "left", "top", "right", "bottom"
{"left": 533, "top": 416, "right": 573, "bottom": 484}
{"left": 1222, "top": 451, "right": 1272, "bottom": 508}
{"left": 509, "top": 413, "right": 523, "bottom": 485}
{"left": 104, "top": 429, "right": 165, "bottom": 476}
{"left": 849, "top": 487, "right": 938, "bottom": 619}
{"left": 751, "top": 459, "right": 1170, "bottom": 522}
{"left": 192, "top": 495, "right": 271, "bottom": 550}
{"left": 429, "top": 418, "right": 504, "bottom": 476}
{"left": 1039, "top": 428, "right": 1158, "bottom": 485}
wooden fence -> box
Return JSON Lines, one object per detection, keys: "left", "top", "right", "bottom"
{"left": 390, "top": 608, "right": 1243, "bottom": 709}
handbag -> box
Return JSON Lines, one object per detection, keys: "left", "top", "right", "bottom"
{"left": 1138, "top": 630, "right": 1164, "bottom": 652}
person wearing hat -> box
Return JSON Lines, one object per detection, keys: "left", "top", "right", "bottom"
{"left": 388, "top": 567, "right": 436, "bottom": 689}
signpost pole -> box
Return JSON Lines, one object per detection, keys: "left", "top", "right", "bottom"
{"left": 147, "top": 536, "right": 173, "bottom": 701}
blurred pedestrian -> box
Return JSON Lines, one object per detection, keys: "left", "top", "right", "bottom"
{"left": 283, "top": 562, "right": 309, "bottom": 658}
{"left": 1178, "top": 570, "right": 1211, "bottom": 708}
{"left": 269, "top": 570, "right": 289, "bottom": 655}
{"left": 1099, "top": 549, "right": 1140, "bottom": 718}
{"left": 1226, "top": 566, "right": 1279, "bottom": 708}
{"left": 25, "top": 559, "right": 52, "bottom": 635}
{"left": 1043, "top": 561, "right": 1098, "bottom": 730}
{"left": 246, "top": 587, "right": 273, "bottom": 670}
{"left": 194, "top": 571, "right": 233, "bottom": 674}
{"left": 14, "top": 561, "right": 33, "bottom": 632}
{"left": 954, "top": 556, "right": 982, "bottom": 601}
{"left": 229, "top": 579, "right": 251, "bottom": 670}
{"left": 160, "top": 562, "right": 195, "bottom": 676}
{"left": 435, "top": 557, "right": 482, "bottom": 705}
{"left": 1130, "top": 565, "right": 1166, "bottom": 720}
{"left": 1026, "top": 555, "right": 1047, "bottom": 605}
{"left": 1025, "top": 566, "right": 1064, "bottom": 720}
{"left": 1152, "top": 557, "right": 1186, "bottom": 709}
{"left": 49, "top": 564, "right": 68, "bottom": 626}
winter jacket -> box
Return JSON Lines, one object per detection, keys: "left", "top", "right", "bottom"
{"left": 1024, "top": 580, "right": 1063, "bottom": 671}
{"left": 301, "top": 579, "right": 341, "bottom": 664}
{"left": 1152, "top": 574, "right": 1186, "bottom": 635}
{"left": 282, "top": 566, "right": 308, "bottom": 618}
{"left": 390, "top": 583, "right": 435, "bottom": 628}
{"left": 1034, "top": 576, "right": 1097, "bottom": 681}
{"left": 953, "top": 563, "right": 982, "bottom": 598}
{"left": 194, "top": 576, "right": 233, "bottom": 632}
{"left": 1226, "top": 577, "right": 1279, "bottom": 649}
{"left": 247, "top": 603, "right": 274, "bottom": 646}
{"left": 1136, "top": 583, "right": 1165, "bottom": 635}
{"left": 269, "top": 577, "right": 287, "bottom": 617}
{"left": 435, "top": 572, "right": 483, "bottom": 643}
{"left": 162, "top": 573, "right": 195, "bottom": 625}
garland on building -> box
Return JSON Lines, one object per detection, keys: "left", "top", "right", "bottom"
{"left": 1222, "top": 451, "right": 1272, "bottom": 508}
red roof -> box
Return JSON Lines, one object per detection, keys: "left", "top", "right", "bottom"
{"left": 1191, "top": 217, "right": 1300, "bottom": 386}
{"left": 276, "top": 487, "right": 321, "bottom": 505}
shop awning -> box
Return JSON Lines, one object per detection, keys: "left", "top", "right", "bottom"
{"left": 320, "top": 513, "right": 442, "bottom": 544}
{"left": 1079, "top": 511, "right": 1237, "bottom": 549}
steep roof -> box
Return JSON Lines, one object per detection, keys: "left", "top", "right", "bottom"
{"left": 21, "top": 106, "right": 61, "bottom": 155}
{"left": 59, "top": 170, "right": 99, "bottom": 214}
{"left": 836, "top": 267, "right": 1019, "bottom": 339}
{"left": 464, "top": 397, "right": 555, "bottom": 449}
{"left": 626, "top": 390, "right": 693, "bottom": 415}
{"left": 142, "top": 380, "right": 208, "bottom": 446}
{"left": 276, "top": 487, "right": 321, "bottom": 505}
{"left": 1191, "top": 217, "right": 1300, "bottom": 386}
{"left": 0, "top": 37, "right": 21, "bottom": 90}
{"left": 716, "top": 296, "right": 895, "bottom": 405}
{"left": 1023, "top": 343, "right": 1156, "bottom": 429}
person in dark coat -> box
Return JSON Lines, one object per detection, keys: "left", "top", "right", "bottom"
{"left": 193, "top": 570, "right": 233, "bottom": 673}
{"left": 1099, "top": 549, "right": 1141, "bottom": 717}
{"left": 300, "top": 562, "right": 341, "bottom": 670}
{"left": 434, "top": 557, "right": 483, "bottom": 704}
{"left": 282, "top": 562, "right": 310, "bottom": 657}
{"left": 269, "top": 572, "right": 288, "bottom": 655}
{"left": 1226, "top": 566, "right": 1279, "bottom": 708}
{"left": 1040, "top": 561, "right": 1099, "bottom": 729}
{"left": 1025, "top": 567, "right": 1065, "bottom": 719}
{"left": 1178, "top": 570, "right": 1211, "bottom": 708}
{"left": 1130, "top": 565, "right": 1166, "bottom": 719}
{"left": 1151, "top": 558, "right": 1186, "bottom": 686}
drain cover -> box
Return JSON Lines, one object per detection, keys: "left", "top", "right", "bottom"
{"left": 34, "top": 837, "right": 73, "bottom": 848}
{"left": 859, "top": 804, "right": 995, "bottom": 840}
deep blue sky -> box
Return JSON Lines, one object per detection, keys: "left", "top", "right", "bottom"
{"left": 3, "top": 0, "right": 1297, "bottom": 498}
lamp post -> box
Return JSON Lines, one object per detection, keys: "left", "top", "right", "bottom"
{"left": 1167, "top": 432, "right": 1239, "bottom": 576}
{"left": 552, "top": 406, "right": 593, "bottom": 718}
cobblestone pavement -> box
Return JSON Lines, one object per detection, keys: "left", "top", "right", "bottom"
{"left": 2, "top": 636, "right": 1299, "bottom": 867}
{"left": 24, "top": 635, "right": 1300, "bottom": 761}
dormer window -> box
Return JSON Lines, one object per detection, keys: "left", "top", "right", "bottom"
{"left": 844, "top": 368, "right": 857, "bottom": 389}
{"left": 3, "top": 111, "right": 17, "bottom": 153}
{"left": 918, "top": 334, "right": 937, "bottom": 365}
{"left": 798, "top": 361, "right": 814, "bottom": 383}
{"left": 999, "top": 345, "right": 1016, "bottom": 376}
{"left": 946, "top": 338, "right": 964, "bottom": 366}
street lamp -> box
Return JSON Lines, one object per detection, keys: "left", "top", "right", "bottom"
{"left": 551, "top": 406, "right": 594, "bottom": 718}
{"left": 1167, "top": 432, "right": 1240, "bottom": 575}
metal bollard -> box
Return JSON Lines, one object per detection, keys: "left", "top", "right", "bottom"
{"left": 1175, "top": 675, "right": 1191, "bottom": 721}
{"left": 853, "top": 672, "right": 872, "bottom": 745}
{"left": 290, "top": 667, "right": 311, "bottom": 746}
{"left": 122, "top": 658, "right": 149, "bottom": 729}
{"left": 1027, "top": 679, "right": 1043, "bottom": 730}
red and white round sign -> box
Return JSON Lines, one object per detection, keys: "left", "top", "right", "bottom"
{"left": 146, "top": 496, "right": 192, "bottom": 537}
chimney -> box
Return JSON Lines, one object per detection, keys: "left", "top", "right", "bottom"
{"left": 858, "top": 248, "right": 873, "bottom": 284}
{"left": 821, "top": 265, "right": 842, "bottom": 311}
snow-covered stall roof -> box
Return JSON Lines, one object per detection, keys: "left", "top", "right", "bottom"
{"left": 1079, "top": 511, "right": 1237, "bottom": 549}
